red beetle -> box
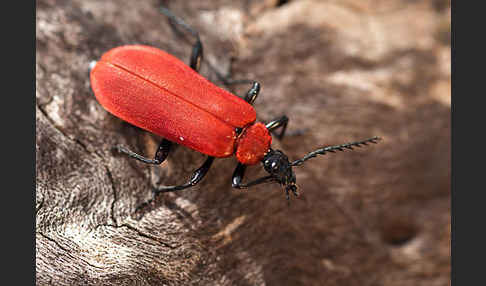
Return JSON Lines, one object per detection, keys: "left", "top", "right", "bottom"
{"left": 90, "top": 7, "right": 380, "bottom": 204}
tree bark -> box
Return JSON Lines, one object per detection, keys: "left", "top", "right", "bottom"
{"left": 36, "top": 0, "right": 450, "bottom": 285}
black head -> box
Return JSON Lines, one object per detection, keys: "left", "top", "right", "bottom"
{"left": 262, "top": 149, "right": 299, "bottom": 200}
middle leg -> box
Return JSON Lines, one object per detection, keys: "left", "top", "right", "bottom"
{"left": 265, "top": 115, "right": 289, "bottom": 141}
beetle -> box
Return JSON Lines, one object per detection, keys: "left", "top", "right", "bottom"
{"left": 90, "top": 7, "right": 380, "bottom": 206}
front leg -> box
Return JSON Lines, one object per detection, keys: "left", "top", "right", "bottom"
{"left": 232, "top": 162, "right": 299, "bottom": 203}
{"left": 231, "top": 163, "right": 276, "bottom": 189}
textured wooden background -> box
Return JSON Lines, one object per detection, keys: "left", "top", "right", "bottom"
{"left": 36, "top": 0, "right": 451, "bottom": 285}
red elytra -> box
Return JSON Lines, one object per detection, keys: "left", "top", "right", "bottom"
{"left": 90, "top": 45, "right": 272, "bottom": 165}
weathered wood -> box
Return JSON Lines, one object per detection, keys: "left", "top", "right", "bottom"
{"left": 36, "top": 0, "right": 450, "bottom": 285}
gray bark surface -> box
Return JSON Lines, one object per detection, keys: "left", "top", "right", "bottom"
{"left": 36, "top": 0, "right": 450, "bottom": 285}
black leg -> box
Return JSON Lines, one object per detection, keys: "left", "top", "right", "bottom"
{"left": 265, "top": 115, "right": 289, "bottom": 141}
{"left": 232, "top": 162, "right": 299, "bottom": 204}
{"left": 228, "top": 81, "right": 261, "bottom": 111}
{"left": 231, "top": 163, "right": 276, "bottom": 189}
{"left": 136, "top": 156, "right": 215, "bottom": 211}
{"left": 114, "top": 139, "right": 172, "bottom": 165}
{"left": 206, "top": 60, "right": 255, "bottom": 86}
{"left": 189, "top": 40, "right": 203, "bottom": 72}
{"left": 160, "top": 7, "right": 259, "bottom": 90}
{"left": 231, "top": 163, "right": 246, "bottom": 188}
{"left": 157, "top": 156, "right": 215, "bottom": 192}
{"left": 243, "top": 82, "right": 261, "bottom": 105}
{"left": 159, "top": 6, "right": 203, "bottom": 72}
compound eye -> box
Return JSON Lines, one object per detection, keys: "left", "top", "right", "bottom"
{"left": 271, "top": 161, "right": 278, "bottom": 170}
